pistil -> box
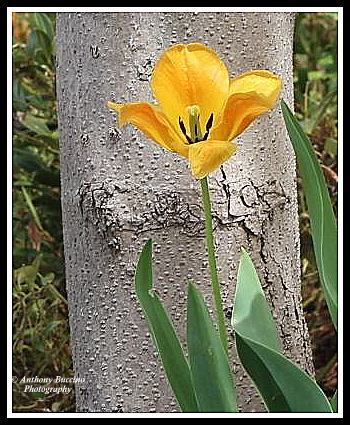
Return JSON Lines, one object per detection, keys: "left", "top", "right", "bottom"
{"left": 188, "top": 105, "right": 203, "bottom": 143}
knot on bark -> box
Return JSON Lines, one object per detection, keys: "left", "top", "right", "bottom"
{"left": 77, "top": 179, "right": 205, "bottom": 248}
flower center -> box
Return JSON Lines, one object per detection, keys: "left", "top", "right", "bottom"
{"left": 178, "top": 106, "right": 214, "bottom": 144}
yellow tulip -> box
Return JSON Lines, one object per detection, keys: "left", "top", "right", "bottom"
{"left": 107, "top": 43, "right": 282, "bottom": 179}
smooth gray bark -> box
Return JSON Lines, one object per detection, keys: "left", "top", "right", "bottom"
{"left": 56, "top": 12, "right": 314, "bottom": 413}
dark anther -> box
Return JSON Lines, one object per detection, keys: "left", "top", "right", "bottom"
{"left": 179, "top": 117, "right": 186, "bottom": 134}
{"left": 206, "top": 113, "right": 214, "bottom": 132}
{"left": 178, "top": 117, "right": 193, "bottom": 144}
{"left": 202, "top": 113, "right": 214, "bottom": 141}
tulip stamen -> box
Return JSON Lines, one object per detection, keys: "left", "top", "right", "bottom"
{"left": 202, "top": 113, "right": 214, "bottom": 141}
{"left": 178, "top": 117, "right": 193, "bottom": 144}
{"left": 177, "top": 111, "right": 214, "bottom": 144}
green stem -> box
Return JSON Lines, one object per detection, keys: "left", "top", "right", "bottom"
{"left": 200, "top": 177, "right": 229, "bottom": 354}
{"left": 187, "top": 105, "right": 228, "bottom": 353}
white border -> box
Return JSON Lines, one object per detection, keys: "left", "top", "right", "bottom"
{"left": 7, "top": 6, "right": 343, "bottom": 419}
{"left": 336, "top": 5, "right": 343, "bottom": 418}
{"left": 6, "top": 6, "right": 345, "bottom": 12}
{"left": 7, "top": 5, "right": 14, "bottom": 420}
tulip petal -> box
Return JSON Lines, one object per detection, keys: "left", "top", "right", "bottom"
{"left": 107, "top": 101, "right": 188, "bottom": 157}
{"left": 188, "top": 140, "right": 237, "bottom": 179}
{"left": 151, "top": 43, "right": 230, "bottom": 137}
{"left": 230, "top": 70, "right": 282, "bottom": 100}
{"left": 211, "top": 70, "right": 282, "bottom": 141}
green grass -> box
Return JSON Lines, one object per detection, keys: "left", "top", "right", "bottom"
{"left": 12, "top": 12, "right": 75, "bottom": 412}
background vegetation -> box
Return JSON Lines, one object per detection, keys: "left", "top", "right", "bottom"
{"left": 12, "top": 12, "right": 338, "bottom": 412}
{"left": 294, "top": 12, "right": 338, "bottom": 396}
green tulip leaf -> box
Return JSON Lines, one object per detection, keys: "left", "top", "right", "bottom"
{"left": 135, "top": 240, "right": 199, "bottom": 412}
{"left": 233, "top": 249, "right": 332, "bottom": 412}
{"left": 281, "top": 99, "right": 337, "bottom": 329}
{"left": 330, "top": 390, "right": 337, "bottom": 412}
{"left": 233, "top": 249, "right": 281, "bottom": 353}
{"left": 187, "top": 281, "right": 237, "bottom": 412}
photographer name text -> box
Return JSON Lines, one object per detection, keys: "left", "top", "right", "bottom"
{"left": 17, "top": 375, "right": 85, "bottom": 385}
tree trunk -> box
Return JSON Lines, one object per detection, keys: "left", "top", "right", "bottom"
{"left": 56, "top": 12, "right": 314, "bottom": 413}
